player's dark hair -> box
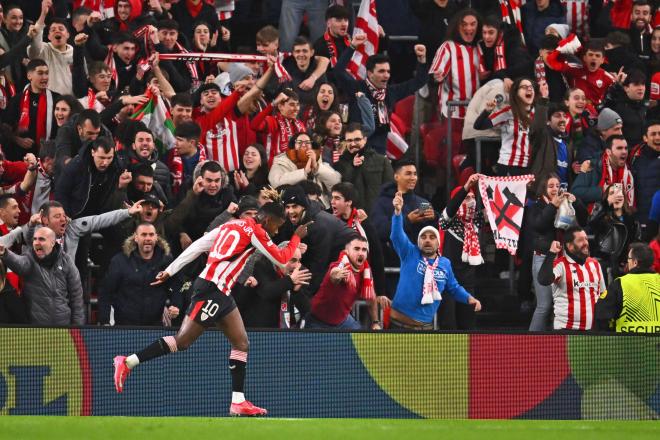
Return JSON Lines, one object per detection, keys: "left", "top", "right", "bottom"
{"left": 259, "top": 201, "right": 285, "bottom": 220}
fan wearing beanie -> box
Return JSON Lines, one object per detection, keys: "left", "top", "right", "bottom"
{"left": 388, "top": 191, "right": 481, "bottom": 330}
{"left": 276, "top": 184, "right": 355, "bottom": 297}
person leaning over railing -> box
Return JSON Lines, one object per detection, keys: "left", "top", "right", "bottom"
{"left": 387, "top": 190, "right": 481, "bottom": 331}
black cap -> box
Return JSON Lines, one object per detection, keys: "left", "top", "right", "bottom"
{"left": 141, "top": 193, "right": 162, "bottom": 207}
{"left": 281, "top": 185, "right": 309, "bottom": 209}
{"left": 237, "top": 196, "right": 260, "bottom": 216}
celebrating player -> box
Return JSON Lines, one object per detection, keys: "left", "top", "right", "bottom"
{"left": 112, "top": 200, "right": 311, "bottom": 416}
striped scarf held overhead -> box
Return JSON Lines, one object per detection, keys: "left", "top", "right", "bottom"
{"left": 456, "top": 198, "right": 483, "bottom": 266}
{"left": 499, "top": 0, "right": 524, "bottom": 44}
{"left": 174, "top": 42, "right": 201, "bottom": 91}
{"left": 344, "top": 208, "right": 367, "bottom": 239}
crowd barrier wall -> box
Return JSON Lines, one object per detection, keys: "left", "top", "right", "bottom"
{"left": 0, "top": 327, "right": 658, "bottom": 419}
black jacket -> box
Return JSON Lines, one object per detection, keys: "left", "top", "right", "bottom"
{"left": 589, "top": 206, "right": 640, "bottom": 278}
{"left": 233, "top": 257, "right": 310, "bottom": 328}
{"left": 333, "top": 147, "right": 394, "bottom": 215}
{"left": 630, "top": 143, "right": 660, "bottom": 230}
{"left": 173, "top": 187, "right": 236, "bottom": 241}
{"left": 478, "top": 24, "right": 534, "bottom": 83}
{"left": 117, "top": 148, "right": 172, "bottom": 203}
{"left": 55, "top": 143, "right": 125, "bottom": 218}
{"left": 529, "top": 197, "right": 588, "bottom": 254}
{"left": 603, "top": 84, "right": 646, "bottom": 148}
{"left": 98, "top": 238, "right": 181, "bottom": 326}
{"left": 54, "top": 113, "right": 113, "bottom": 179}
{"left": 0, "top": 283, "right": 27, "bottom": 324}
{"left": 274, "top": 202, "right": 354, "bottom": 296}
{"left": 334, "top": 46, "right": 428, "bottom": 155}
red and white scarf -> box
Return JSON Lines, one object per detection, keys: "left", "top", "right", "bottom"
{"left": 343, "top": 208, "right": 367, "bottom": 239}
{"left": 456, "top": 197, "right": 483, "bottom": 265}
{"left": 600, "top": 153, "right": 635, "bottom": 208}
{"left": 174, "top": 42, "right": 201, "bottom": 91}
{"left": 81, "top": 88, "right": 107, "bottom": 112}
{"left": 168, "top": 143, "right": 207, "bottom": 195}
{"left": 274, "top": 51, "right": 293, "bottom": 83}
{"left": 365, "top": 77, "right": 388, "bottom": 124}
{"left": 499, "top": 0, "right": 524, "bottom": 44}
{"left": 421, "top": 255, "right": 441, "bottom": 305}
{"left": 323, "top": 30, "right": 350, "bottom": 67}
{"left": 275, "top": 114, "right": 306, "bottom": 155}
{"left": 335, "top": 250, "right": 375, "bottom": 300}
{"left": 18, "top": 86, "right": 53, "bottom": 145}
{"left": 478, "top": 34, "right": 507, "bottom": 75}
{"left": 104, "top": 47, "right": 119, "bottom": 90}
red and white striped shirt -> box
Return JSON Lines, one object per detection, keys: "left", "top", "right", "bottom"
{"left": 164, "top": 217, "right": 301, "bottom": 295}
{"left": 429, "top": 41, "right": 480, "bottom": 119}
{"left": 488, "top": 106, "right": 534, "bottom": 168}
{"left": 195, "top": 90, "right": 241, "bottom": 172}
{"left": 562, "top": 0, "right": 590, "bottom": 38}
{"left": 551, "top": 255, "right": 606, "bottom": 330}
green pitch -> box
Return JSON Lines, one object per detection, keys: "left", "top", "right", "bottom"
{"left": 1, "top": 417, "right": 659, "bottom": 440}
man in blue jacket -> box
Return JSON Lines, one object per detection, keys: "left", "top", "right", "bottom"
{"left": 388, "top": 191, "right": 481, "bottom": 330}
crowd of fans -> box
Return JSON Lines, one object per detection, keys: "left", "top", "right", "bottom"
{"left": 0, "top": 0, "right": 658, "bottom": 332}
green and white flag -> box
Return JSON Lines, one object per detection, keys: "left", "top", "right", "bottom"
{"left": 130, "top": 90, "right": 176, "bottom": 156}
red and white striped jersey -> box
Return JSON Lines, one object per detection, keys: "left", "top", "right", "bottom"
{"left": 488, "top": 106, "right": 534, "bottom": 168}
{"left": 551, "top": 255, "right": 606, "bottom": 330}
{"left": 562, "top": 0, "right": 590, "bottom": 38}
{"left": 429, "top": 41, "right": 480, "bottom": 119}
{"left": 164, "top": 217, "right": 301, "bottom": 295}
{"left": 195, "top": 91, "right": 241, "bottom": 171}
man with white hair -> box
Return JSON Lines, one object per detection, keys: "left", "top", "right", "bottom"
{"left": 388, "top": 191, "right": 481, "bottom": 330}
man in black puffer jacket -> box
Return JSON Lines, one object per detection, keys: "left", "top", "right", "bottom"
{"left": 98, "top": 223, "right": 182, "bottom": 326}
{"left": 55, "top": 136, "right": 128, "bottom": 219}
{"left": 602, "top": 70, "right": 647, "bottom": 149}
{"left": 275, "top": 184, "right": 353, "bottom": 297}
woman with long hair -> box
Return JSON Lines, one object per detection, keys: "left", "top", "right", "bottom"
{"left": 474, "top": 77, "right": 548, "bottom": 176}
{"left": 312, "top": 110, "right": 343, "bottom": 165}
{"left": 230, "top": 143, "right": 270, "bottom": 198}
{"left": 528, "top": 172, "right": 588, "bottom": 331}
{"left": 53, "top": 95, "right": 84, "bottom": 128}
{"left": 589, "top": 183, "right": 641, "bottom": 282}
{"left": 300, "top": 82, "right": 340, "bottom": 132}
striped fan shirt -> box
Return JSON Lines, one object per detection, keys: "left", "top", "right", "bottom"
{"left": 164, "top": 218, "right": 300, "bottom": 295}
{"left": 195, "top": 91, "right": 241, "bottom": 172}
{"left": 429, "top": 41, "right": 480, "bottom": 119}
{"left": 562, "top": 0, "right": 590, "bottom": 38}
{"left": 488, "top": 106, "right": 534, "bottom": 168}
{"left": 551, "top": 255, "right": 606, "bottom": 330}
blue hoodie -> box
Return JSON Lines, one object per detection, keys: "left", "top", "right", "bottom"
{"left": 390, "top": 213, "right": 470, "bottom": 324}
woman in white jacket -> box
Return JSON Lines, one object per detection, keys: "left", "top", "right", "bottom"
{"left": 268, "top": 132, "right": 341, "bottom": 208}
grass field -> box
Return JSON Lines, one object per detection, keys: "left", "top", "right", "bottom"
{"left": 1, "top": 417, "right": 659, "bottom": 440}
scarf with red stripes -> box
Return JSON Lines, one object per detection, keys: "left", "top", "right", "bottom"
{"left": 274, "top": 51, "right": 293, "bottom": 83}
{"left": 499, "top": 0, "right": 524, "bottom": 44}
{"left": 478, "top": 34, "right": 507, "bottom": 75}
{"left": 174, "top": 42, "right": 201, "bottom": 91}
{"left": 323, "top": 30, "right": 350, "bottom": 67}
{"left": 275, "top": 114, "right": 306, "bottom": 155}
{"left": 343, "top": 208, "right": 367, "bottom": 239}
{"left": 365, "top": 77, "right": 388, "bottom": 124}
{"left": 104, "top": 47, "right": 119, "bottom": 90}
{"left": 456, "top": 196, "right": 483, "bottom": 266}
{"left": 18, "top": 86, "right": 53, "bottom": 146}
{"left": 334, "top": 250, "right": 375, "bottom": 300}
{"left": 167, "top": 143, "right": 208, "bottom": 195}
{"left": 599, "top": 153, "right": 635, "bottom": 208}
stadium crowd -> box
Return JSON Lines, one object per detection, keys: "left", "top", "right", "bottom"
{"left": 0, "top": 0, "right": 658, "bottom": 332}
